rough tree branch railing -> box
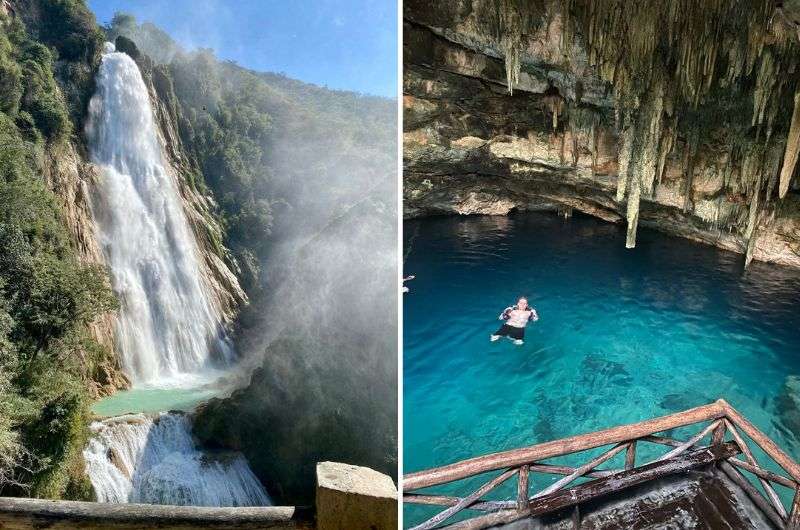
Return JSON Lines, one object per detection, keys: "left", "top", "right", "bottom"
{"left": 403, "top": 399, "right": 800, "bottom": 530}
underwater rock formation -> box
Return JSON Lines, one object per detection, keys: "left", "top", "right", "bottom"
{"left": 404, "top": 0, "right": 800, "bottom": 268}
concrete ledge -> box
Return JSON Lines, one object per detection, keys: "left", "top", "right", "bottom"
{"left": 0, "top": 497, "right": 313, "bottom": 529}
{"left": 316, "top": 461, "right": 397, "bottom": 530}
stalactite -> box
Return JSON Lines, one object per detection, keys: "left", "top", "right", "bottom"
{"left": 682, "top": 130, "right": 698, "bottom": 213}
{"left": 625, "top": 179, "right": 641, "bottom": 249}
{"left": 779, "top": 88, "right": 800, "bottom": 198}
{"left": 745, "top": 180, "right": 761, "bottom": 268}
{"left": 616, "top": 111, "right": 633, "bottom": 202}
{"left": 486, "top": 0, "right": 800, "bottom": 258}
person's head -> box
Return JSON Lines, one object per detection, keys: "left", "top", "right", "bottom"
{"left": 517, "top": 296, "right": 529, "bottom": 310}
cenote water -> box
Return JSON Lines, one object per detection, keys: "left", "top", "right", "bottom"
{"left": 403, "top": 212, "right": 800, "bottom": 525}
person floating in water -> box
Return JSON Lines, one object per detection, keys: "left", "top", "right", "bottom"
{"left": 490, "top": 296, "right": 539, "bottom": 345}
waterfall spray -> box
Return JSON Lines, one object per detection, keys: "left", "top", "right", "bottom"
{"left": 85, "top": 43, "right": 233, "bottom": 386}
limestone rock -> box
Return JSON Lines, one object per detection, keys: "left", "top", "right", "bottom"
{"left": 316, "top": 462, "right": 397, "bottom": 530}
{"left": 403, "top": 8, "right": 800, "bottom": 268}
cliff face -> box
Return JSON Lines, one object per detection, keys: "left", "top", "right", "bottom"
{"left": 42, "top": 141, "right": 129, "bottom": 397}
{"left": 403, "top": 0, "right": 800, "bottom": 268}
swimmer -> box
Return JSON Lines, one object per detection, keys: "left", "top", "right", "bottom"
{"left": 490, "top": 296, "right": 539, "bottom": 345}
{"left": 402, "top": 275, "right": 415, "bottom": 293}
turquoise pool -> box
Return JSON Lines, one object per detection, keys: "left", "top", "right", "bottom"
{"left": 403, "top": 212, "right": 800, "bottom": 525}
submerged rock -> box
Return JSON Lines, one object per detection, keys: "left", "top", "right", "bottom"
{"left": 776, "top": 375, "right": 800, "bottom": 440}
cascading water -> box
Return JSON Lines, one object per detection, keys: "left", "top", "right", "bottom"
{"left": 83, "top": 413, "right": 271, "bottom": 506}
{"left": 85, "top": 42, "right": 232, "bottom": 386}
{"left": 82, "top": 43, "right": 267, "bottom": 507}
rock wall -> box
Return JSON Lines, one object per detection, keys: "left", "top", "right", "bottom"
{"left": 403, "top": 1, "right": 800, "bottom": 268}
{"left": 42, "top": 141, "right": 129, "bottom": 397}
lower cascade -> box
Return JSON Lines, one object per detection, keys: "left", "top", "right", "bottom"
{"left": 83, "top": 413, "right": 270, "bottom": 507}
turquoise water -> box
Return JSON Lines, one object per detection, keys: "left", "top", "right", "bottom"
{"left": 403, "top": 212, "right": 800, "bottom": 525}
{"left": 92, "top": 386, "right": 222, "bottom": 418}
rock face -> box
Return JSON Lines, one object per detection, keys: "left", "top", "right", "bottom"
{"left": 403, "top": 0, "right": 800, "bottom": 268}
{"left": 42, "top": 141, "right": 130, "bottom": 397}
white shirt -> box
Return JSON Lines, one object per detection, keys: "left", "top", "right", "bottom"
{"left": 500, "top": 306, "right": 539, "bottom": 328}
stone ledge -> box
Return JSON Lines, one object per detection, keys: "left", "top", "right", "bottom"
{"left": 316, "top": 462, "right": 397, "bottom": 530}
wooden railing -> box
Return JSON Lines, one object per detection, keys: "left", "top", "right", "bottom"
{"left": 403, "top": 399, "right": 800, "bottom": 530}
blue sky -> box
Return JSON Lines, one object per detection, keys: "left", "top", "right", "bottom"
{"left": 87, "top": 0, "right": 398, "bottom": 98}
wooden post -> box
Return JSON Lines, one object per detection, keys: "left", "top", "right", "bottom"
{"left": 625, "top": 441, "right": 636, "bottom": 470}
{"left": 712, "top": 420, "right": 726, "bottom": 446}
{"left": 789, "top": 488, "right": 800, "bottom": 529}
{"left": 517, "top": 465, "right": 529, "bottom": 512}
{"left": 571, "top": 505, "right": 581, "bottom": 529}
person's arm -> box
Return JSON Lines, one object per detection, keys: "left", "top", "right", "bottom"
{"left": 499, "top": 307, "right": 513, "bottom": 320}
{"left": 530, "top": 309, "right": 539, "bottom": 322}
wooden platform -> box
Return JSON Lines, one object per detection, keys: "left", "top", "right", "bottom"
{"left": 499, "top": 465, "right": 777, "bottom": 529}
{"left": 404, "top": 400, "right": 800, "bottom": 530}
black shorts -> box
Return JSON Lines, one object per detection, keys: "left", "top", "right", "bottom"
{"left": 494, "top": 324, "right": 524, "bottom": 340}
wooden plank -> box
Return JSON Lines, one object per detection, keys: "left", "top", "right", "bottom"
{"left": 533, "top": 443, "right": 629, "bottom": 498}
{"left": 410, "top": 468, "right": 517, "bottom": 530}
{"left": 527, "top": 463, "right": 619, "bottom": 479}
{"left": 654, "top": 420, "right": 721, "bottom": 463}
{"left": 405, "top": 401, "right": 726, "bottom": 490}
{"left": 403, "top": 494, "right": 511, "bottom": 513}
{"left": 0, "top": 498, "right": 313, "bottom": 530}
{"left": 724, "top": 419, "right": 789, "bottom": 520}
{"left": 642, "top": 435, "right": 684, "bottom": 448}
{"left": 728, "top": 458, "right": 798, "bottom": 490}
{"left": 721, "top": 400, "right": 800, "bottom": 484}
{"left": 625, "top": 441, "right": 636, "bottom": 470}
{"left": 719, "top": 461, "right": 786, "bottom": 530}
{"left": 517, "top": 465, "right": 529, "bottom": 511}
{"left": 440, "top": 442, "right": 741, "bottom": 530}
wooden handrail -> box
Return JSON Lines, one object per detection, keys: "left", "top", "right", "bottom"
{"left": 720, "top": 400, "right": 800, "bottom": 484}
{"left": 404, "top": 400, "right": 726, "bottom": 490}
{"left": 405, "top": 400, "right": 800, "bottom": 528}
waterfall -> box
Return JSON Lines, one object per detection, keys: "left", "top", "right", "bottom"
{"left": 85, "top": 42, "right": 233, "bottom": 386}
{"left": 82, "top": 43, "right": 266, "bottom": 507}
{"left": 83, "top": 413, "right": 271, "bottom": 506}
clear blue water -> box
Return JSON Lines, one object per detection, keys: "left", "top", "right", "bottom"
{"left": 403, "top": 212, "right": 800, "bottom": 526}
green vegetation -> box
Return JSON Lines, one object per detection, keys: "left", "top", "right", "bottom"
{"left": 0, "top": 3, "right": 116, "bottom": 498}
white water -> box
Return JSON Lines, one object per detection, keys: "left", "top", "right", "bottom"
{"left": 83, "top": 413, "right": 271, "bottom": 506}
{"left": 85, "top": 42, "right": 233, "bottom": 386}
